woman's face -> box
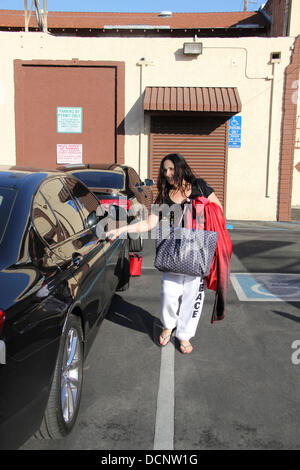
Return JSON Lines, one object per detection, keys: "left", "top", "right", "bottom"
{"left": 163, "top": 159, "right": 175, "bottom": 185}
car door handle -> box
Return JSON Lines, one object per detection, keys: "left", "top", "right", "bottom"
{"left": 72, "top": 252, "right": 83, "bottom": 267}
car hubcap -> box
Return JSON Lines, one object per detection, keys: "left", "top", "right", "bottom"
{"left": 61, "top": 327, "right": 82, "bottom": 424}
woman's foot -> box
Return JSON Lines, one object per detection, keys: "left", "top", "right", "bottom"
{"left": 179, "top": 340, "right": 193, "bottom": 354}
{"left": 159, "top": 329, "right": 173, "bottom": 346}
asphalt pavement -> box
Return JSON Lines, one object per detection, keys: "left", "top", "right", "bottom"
{"left": 20, "top": 220, "right": 300, "bottom": 451}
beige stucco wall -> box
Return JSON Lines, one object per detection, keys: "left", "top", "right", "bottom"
{"left": 0, "top": 32, "right": 295, "bottom": 220}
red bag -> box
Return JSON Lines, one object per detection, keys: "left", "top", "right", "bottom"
{"left": 129, "top": 254, "right": 142, "bottom": 276}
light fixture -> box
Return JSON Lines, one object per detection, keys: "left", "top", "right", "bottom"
{"left": 183, "top": 42, "right": 203, "bottom": 55}
{"left": 270, "top": 51, "right": 281, "bottom": 63}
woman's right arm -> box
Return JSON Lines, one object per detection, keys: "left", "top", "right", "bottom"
{"left": 105, "top": 213, "right": 159, "bottom": 241}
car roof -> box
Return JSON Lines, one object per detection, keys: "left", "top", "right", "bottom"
{"left": 57, "top": 162, "right": 128, "bottom": 173}
{"left": 9, "top": 165, "right": 60, "bottom": 173}
{"left": 62, "top": 166, "right": 126, "bottom": 191}
{"left": 0, "top": 166, "right": 77, "bottom": 189}
{"left": 61, "top": 166, "right": 124, "bottom": 176}
{"left": 0, "top": 169, "right": 46, "bottom": 189}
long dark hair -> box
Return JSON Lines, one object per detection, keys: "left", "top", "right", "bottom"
{"left": 155, "top": 153, "right": 196, "bottom": 204}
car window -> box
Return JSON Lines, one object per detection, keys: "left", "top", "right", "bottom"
{"left": 40, "top": 178, "right": 85, "bottom": 237}
{"left": 71, "top": 171, "right": 124, "bottom": 190}
{"left": 63, "top": 177, "right": 99, "bottom": 220}
{"left": 0, "top": 187, "right": 17, "bottom": 243}
{"left": 32, "top": 191, "right": 65, "bottom": 246}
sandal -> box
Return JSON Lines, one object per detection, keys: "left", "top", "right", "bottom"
{"left": 159, "top": 332, "right": 172, "bottom": 346}
{"left": 179, "top": 342, "right": 193, "bottom": 354}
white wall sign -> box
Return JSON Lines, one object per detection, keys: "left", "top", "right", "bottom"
{"left": 57, "top": 107, "right": 82, "bottom": 134}
{"left": 57, "top": 144, "right": 82, "bottom": 164}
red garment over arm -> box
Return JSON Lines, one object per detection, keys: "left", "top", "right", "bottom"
{"left": 191, "top": 197, "right": 232, "bottom": 323}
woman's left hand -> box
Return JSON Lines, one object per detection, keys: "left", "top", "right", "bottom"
{"left": 104, "top": 227, "right": 123, "bottom": 241}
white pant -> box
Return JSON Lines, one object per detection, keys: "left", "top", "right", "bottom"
{"left": 160, "top": 272, "right": 206, "bottom": 341}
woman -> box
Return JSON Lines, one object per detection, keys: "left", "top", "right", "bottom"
{"left": 105, "top": 153, "right": 222, "bottom": 354}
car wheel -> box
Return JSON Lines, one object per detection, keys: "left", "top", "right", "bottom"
{"left": 35, "top": 314, "right": 84, "bottom": 439}
{"left": 129, "top": 235, "right": 143, "bottom": 253}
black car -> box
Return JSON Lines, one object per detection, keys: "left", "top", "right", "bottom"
{"left": 0, "top": 167, "right": 130, "bottom": 449}
{"left": 58, "top": 163, "right": 154, "bottom": 252}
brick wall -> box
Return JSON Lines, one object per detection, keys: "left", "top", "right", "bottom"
{"left": 263, "top": 0, "right": 290, "bottom": 36}
{"left": 277, "top": 35, "right": 300, "bottom": 221}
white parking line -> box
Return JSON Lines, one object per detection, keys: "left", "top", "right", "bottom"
{"left": 153, "top": 339, "right": 175, "bottom": 450}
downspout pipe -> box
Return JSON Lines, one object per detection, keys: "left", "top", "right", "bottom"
{"left": 136, "top": 57, "right": 153, "bottom": 176}
{"left": 137, "top": 58, "right": 146, "bottom": 176}
{"left": 265, "top": 62, "right": 276, "bottom": 198}
{"left": 138, "top": 63, "right": 143, "bottom": 176}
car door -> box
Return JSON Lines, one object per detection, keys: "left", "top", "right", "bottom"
{"left": 0, "top": 188, "right": 74, "bottom": 450}
{"left": 63, "top": 175, "right": 125, "bottom": 310}
{"left": 102, "top": 207, "right": 128, "bottom": 297}
{"left": 39, "top": 177, "right": 108, "bottom": 338}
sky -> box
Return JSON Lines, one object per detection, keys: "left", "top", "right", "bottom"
{"left": 0, "top": 0, "right": 267, "bottom": 13}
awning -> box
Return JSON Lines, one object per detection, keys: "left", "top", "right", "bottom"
{"left": 144, "top": 86, "right": 241, "bottom": 113}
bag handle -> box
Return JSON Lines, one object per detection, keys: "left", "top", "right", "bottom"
{"left": 173, "top": 202, "right": 198, "bottom": 232}
{"left": 178, "top": 179, "right": 204, "bottom": 228}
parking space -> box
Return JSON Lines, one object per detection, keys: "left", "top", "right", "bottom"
{"left": 231, "top": 273, "right": 300, "bottom": 301}
{"left": 21, "top": 226, "right": 300, "bottom": 450}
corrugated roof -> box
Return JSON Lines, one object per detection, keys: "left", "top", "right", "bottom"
{"left": 144, "top": 87, "right": 242, "bottom": 113}
{"left": 0, "top": 9, "right": 268, "bottom": 30}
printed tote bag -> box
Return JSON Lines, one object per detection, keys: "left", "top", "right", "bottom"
{"left": 154, "top": 202, "right": 218, "bottom": 277}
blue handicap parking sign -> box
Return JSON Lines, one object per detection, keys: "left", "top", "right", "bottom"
{"left": 229, "top": 116, "right": 242, "bottom": 148}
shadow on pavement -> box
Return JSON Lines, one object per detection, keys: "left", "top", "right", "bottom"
{"left": 233, "top": 240, "right": 295, "bottom": 259}
{"left": 106, "top": 294, "right": 163, "bottom": 344}
{"left": 272, "top": 309, "right": 300, "bottom": 322}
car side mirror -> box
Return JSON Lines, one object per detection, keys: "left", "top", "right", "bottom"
{"left": 135, "top": 179, "right": 154, "bottom": 189}
{"left": 144, "top": 178, "right": 154, "bottom": 186}
{"left": 86, "top": 210, "right": 100, "bottom": 229}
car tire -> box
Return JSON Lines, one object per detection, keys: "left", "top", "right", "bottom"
{"left": 129, "top": 235, "right": 143, "bottom": 253}
{"left": 117, "top": 240, "right": 130, "bottom": 291}
{"left": 35, "top": 314, "right": 84, "bottom": 439}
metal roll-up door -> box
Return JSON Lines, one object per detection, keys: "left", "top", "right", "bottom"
{"left": 150, "top": 115, "right": 228, "bottom": 211}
